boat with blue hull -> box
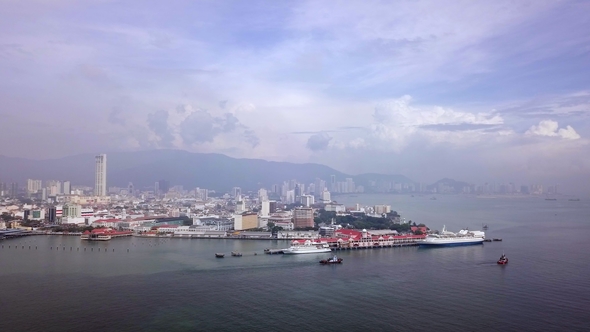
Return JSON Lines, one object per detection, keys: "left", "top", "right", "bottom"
{"left": 419, "top": 226, "right": 485, "bottom": 247}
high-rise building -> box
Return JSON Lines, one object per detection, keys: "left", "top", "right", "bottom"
{"left": 321, "top": 189, "right": 331, "bottom": 203}
{"left": 260, "top": 200, "right": 270, "bottom": 217}
{"left": 95, "top": 154, "right": 107, "bottom": 196}
{"left": 10, "top": 182, "right": 18, "bottom": 198}
{"left": 269, "top": 201, "right": 278, "bottom": 213}
{"left": 232, "top": 187, "right": 242, "bottom": 198}
{"left": 285, "top": 190, "right": 295, "bottom": 204}
{"left": 63, "top": 181, "right": 71, "bottom": 195}
{"left": 157, "top": 180, "right": 169, "bottom": 194}
{"left": 27, "top": 179, "right": 43, "bottom": 194}
{"left": 300, "top": 195, "right": 314, "bottom": 207}
{"left": 293, "top": 207, "right": 314, "bottom": 229}
{"left": 258, "top": 188, "right": 268, "bottom": 201}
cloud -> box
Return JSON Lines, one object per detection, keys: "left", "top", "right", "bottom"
{"left": 373, "top": 96, "right": 503, "bottom": 127}
{"left": 348, "top": 138, "right": 366, "bottom": 149}
{"left": 147, "top": 104, "right": 260, "bottom": 148}
{"left": 108, "top": 107, "right": 126, "bottom": 125}
{"left": 498, "top": 91, "right": 590, "bottom": 118}
{"left": 147, "top": 110, "right": 174, "bottom": 147}
{"left": 306, "top": 133, "right": 332, "bottom": 151}
{"left": 370, "top": 95, "right": 505, "bottom": 150}
{"left": 243, "top": 129, "right": 260, "bottom": 147}
{"left": 525, "top": 120, "right": 581, "bottom": 140}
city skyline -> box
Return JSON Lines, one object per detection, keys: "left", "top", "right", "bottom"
{"left": 1, "top": 1, "right": 589, "bottom": 191}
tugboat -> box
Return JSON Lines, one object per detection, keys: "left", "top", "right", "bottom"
{"left": 497, "top": 253, "right": 508, "bottom": 265}
{"left": 319, "top": 255, "right": 343, "bottom": 265}
{"left": 215, "top": 253, "right": 225, "bottom": 258}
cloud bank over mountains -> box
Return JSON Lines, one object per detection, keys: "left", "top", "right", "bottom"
{"left": 1, "top": 0, "right": 589, "bottom": 188}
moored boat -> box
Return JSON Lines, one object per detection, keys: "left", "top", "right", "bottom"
{"left": 231, "top": 251, "right": 242, "bottom": 257}
{"left": 497, "top": 253, "right": 508, "bottom": 265}
{"left": 419, "top": 226, "right": 485, "bottom": 247}
{"left": 283, "top": 240, "right": 331, "bottom": 254}
{"left": 215, "top": 253, "right": 225, "bottom": 258}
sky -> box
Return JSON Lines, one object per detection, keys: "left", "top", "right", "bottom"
{"left": 1, "top": 0, "right": 590, "bottom": 190}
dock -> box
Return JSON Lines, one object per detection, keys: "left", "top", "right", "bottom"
{"left": 331, "top": 242, "right": 419, "bottom": 251}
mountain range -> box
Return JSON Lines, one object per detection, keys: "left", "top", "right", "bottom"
{"left": 0, "top": 149, "right": 415, "bottom": 193}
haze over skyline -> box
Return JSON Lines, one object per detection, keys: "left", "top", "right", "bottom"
{"left": 2, "top": 0, "right": 589, "bottom": 188}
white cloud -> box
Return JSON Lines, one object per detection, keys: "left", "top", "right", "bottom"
{"left": 525, "top": 120, "right": 581, "bottom": 140}
{"left": 369, "top": 95, "right": 504, "bottom": 150}
{"left": 373, "top": 95, "right": 503, "bottom": 127}
{"left": 348, "top": 138, "right": 366, "bottom": 149}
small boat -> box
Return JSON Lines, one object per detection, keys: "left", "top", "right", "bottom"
{"left": 492, "top": 238, "right": 503, "bottom": 241}
{"left": 482, "top": 224, "right": 489, "bottom": 230}
{"left": 484, "top": 238, "right": 492, "bottom": 242}
{"left": 320, "top": 255, "right": 343, "bottom": 265}
{"left": 497, "top": 253, "right": 508, "bottom": 265}
{"left": 215, "top": 253, "right": 225, "bottom": 258}
{"left": 231, "top": 251, "right": 242, "bottom": 257}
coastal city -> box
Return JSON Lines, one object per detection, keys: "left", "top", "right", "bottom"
{"left": 0, "top": 153, "right": 562, "bottom": 250}
{"left": 0, "top": 154, "right": 426, "bottom": 246}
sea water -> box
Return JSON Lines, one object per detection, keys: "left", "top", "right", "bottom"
{"left": 1, "top": 195, "right": 589, "bottom": 331}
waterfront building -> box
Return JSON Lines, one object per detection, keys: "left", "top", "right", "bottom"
{"left": 293, "top": 207, "right": 314, "bottom": 229}
{"left": 257, "top": 215, "right": 269, "bottom": 229}
{"left": 233, "top": 212, "right": 258, "bottom": 230}
{"left": 319, "top": 226, "right": 335, "bottom": 237}
{"left": 95, "top": 154, "right": 107, "bottom": 197}
{"left": 374, "top": 205, "right": 391, "bottom": 215}
{"left": 324, "top": 203, "right": 345, "bottom": 212}
{"left": 268, "top": 212, "right": 294, "bottom": 230}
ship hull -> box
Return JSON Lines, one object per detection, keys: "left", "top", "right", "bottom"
{"left": 283, "top": 248, "right": 332, "bottom": 254}
{"left": 419, "top": 239, "right": 484, "bottom": 247}
{"left": 419, "top": 241, "right": 484, "bottom": 247}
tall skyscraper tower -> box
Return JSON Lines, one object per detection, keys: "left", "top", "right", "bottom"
{"left": 94, "top": 154, "right": 107, "bottom": 196}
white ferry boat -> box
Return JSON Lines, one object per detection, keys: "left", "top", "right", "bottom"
{"left": 282, "top": 240, "right": 332, "bottom": 254}
{"left": 419, "top": 226, "right": 485, "bottom": 247}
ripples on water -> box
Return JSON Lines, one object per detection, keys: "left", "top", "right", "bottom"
{"left": 1, "top": 196, "right": 589, "bottom": 331}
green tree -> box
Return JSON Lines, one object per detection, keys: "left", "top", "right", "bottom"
{"left": 1, "top": 212, "right": 15, "bottom": 222}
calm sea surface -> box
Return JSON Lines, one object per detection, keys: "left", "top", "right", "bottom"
{"left": 1, "top": 195, "right": 589, "bottom": 332}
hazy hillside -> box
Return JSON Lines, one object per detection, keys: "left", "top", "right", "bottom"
{"left": 0, "top": 150, "right": 415, "bottom": 193}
